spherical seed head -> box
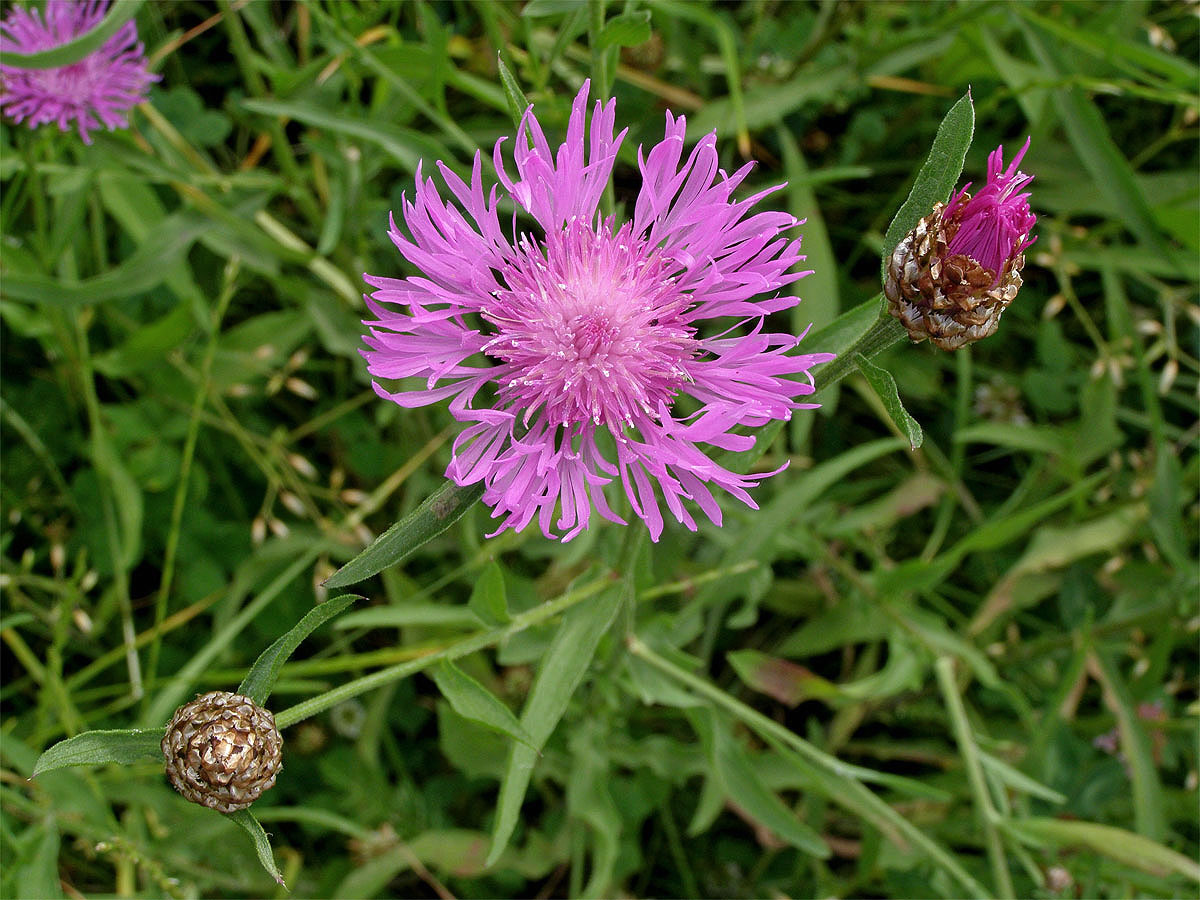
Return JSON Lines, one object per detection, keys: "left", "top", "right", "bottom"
{"left": 884, "top": 139, "right": 1035, "bottom": 351}
{"left": 162, "top": 691, "right": 282, "bottom": 814}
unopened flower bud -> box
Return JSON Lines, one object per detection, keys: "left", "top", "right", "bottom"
{"left": 885, "top": 139, "right": 1036, "bottom": 350}
{"left": 162, "top": 691, "right": 283, "bottom": 813}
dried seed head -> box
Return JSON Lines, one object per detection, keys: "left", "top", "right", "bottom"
{"left": 885, "top": 139, "right": 1035, "bottom": 351}
{"left": 162, "top": 691, "right": 282, "bottom": 814}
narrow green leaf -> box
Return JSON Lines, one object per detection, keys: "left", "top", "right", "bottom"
{"left": 805, "top": 289, "right": 882, "bottom": 358}
{"left": 881, "top": 92, "right": 975, "bottom": 274}
{"left": 978, "top": 751, "right": 1066, "bottom": 805}
{"left": 93, "top": 304, "right": 196, "bottom": 379}
{"left": 230, "top": 810, "right": 286, "bottom": 887}
{"left": 32, "top": 728, "right": 164, "bottom": 777}
{"left": 1089, "top": 649, "right": 1168, "bottom": 842}
{"left": 727, "top": 649, "right": 839, "bottom": 706}
{"left": 468, "top": 560, "right": 511, "bottom": 626}
{"left": 1, "top": 0, "right": 144, "bottom": 69}
{"left": 598, "top": 10, "right": 651, "bottom": 50}
{"left": 2, "top": 211, "right": 207, "bottom": 307}
{"left": 323, "top": 481, "right": 484, "bottom": 589}
{"left": 1002, "top": 818, "right": 1200, "bottom": 883}
{"left": 497, "top": 54, "right": 531, "bottom": 130}
{"left": 241, "top": 98, "right": 452, "bottom": 174}
{"left": 694, "top": 709, "right": 830, "bottom": 858}
{"left": 431, "top": 660, "right": 536, "bottom": 749}
{"left": 15, "top": 819, "right": 63, "bottom": 900}
{"left": 1019, "top": 22, "right": 1178, "bottom": 269}
{"left": 487, "top": 585, "right": 623, "bottom": 866}
{"left": 238, "top": 594, "right": 361, "bottom": 706}
{"left": 955, "top": 422, "right": 1070, "bottom": 456}
{"left": 855, "top": 353, "right": 923, "bottom": 449}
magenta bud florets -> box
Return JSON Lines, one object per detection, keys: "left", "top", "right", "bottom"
{"left": 885, "top": 139, "right": 1036, "bottom": 351}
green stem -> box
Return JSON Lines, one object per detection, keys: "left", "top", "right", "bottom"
{"left": 144, "top": 261, "right": 240, "bottom": 705}
{"left": 21, "top": 133, "right": 49, "bottom": 265}
{"left": 628, "top": 635, "right": 990, "bottom": 898}
{"left": 74, "top": 314, "right": 143, "bottom": 700}
{"left": 812, "top": 306, "right": 909, "bottom": 396}
{"left": 935, "top": 656, "right": 1015, "bottom": 900}
{"left": 922, "top": 346, "right": 972, "bottom": 558}
{"left": 273, "top": 574, "right": 611, "bottom": 729}
{"left": 217, "top": 0, "right": 320, "bottom": 225}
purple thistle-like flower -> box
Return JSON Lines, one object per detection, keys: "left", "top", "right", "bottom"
{"left": 945, "top": 137, "right": 1036, "bottom": 280}
{"left": 363, "top": 81, "right": 833, "bottom": 542}
{"left": 0, "top": 0, "right": 158, "bottom": 144}
{"left": 885, "top": 138, "right": 1036, "bottom": 351}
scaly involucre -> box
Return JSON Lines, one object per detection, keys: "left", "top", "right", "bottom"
{"left": 363, "top": 81, "right": 833, "bottom": 541}
{"left": 0, "top": 0, "right": 158, "bottom": 144}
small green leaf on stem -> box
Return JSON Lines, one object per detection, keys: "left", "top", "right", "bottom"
{"left": 881, "top": 91, "right": 975, "bottom": 275}
{"left": 431, "top": 660, "right": 536, "bottom": 749}
{"left": 855, "top": 353, "right": 924, "bottom": 449}
{"left": 324, "top": 480, "right": 484, "bottom": 589}
{"left": 1002, "top": 818, "right": 1200, "bottom": 883}
{"left": 598, "top": 10, "right": 651, "bottom": 49}
{"left": 497, "top": 53, "right": 531, "bottom": 130}
{"left": 230, "top": 810, "right": 286, "bottom": 887}
{"left": 238, "top": 594, "right": 362, "bottom": 706}
{"left": 32, "top": 728, "right": 165, "bottom": 777}
{"left": 468, "top": 560, "right": 510, "bottom": 626}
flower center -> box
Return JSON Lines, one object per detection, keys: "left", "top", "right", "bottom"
{"left": 483, "top": 222, "right": 698, "bottom": 428}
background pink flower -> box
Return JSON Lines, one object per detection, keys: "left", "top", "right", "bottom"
{"left": 0, "top": 0, "right": 158, "bottom": 144}
{"left": 363, "top": 81, "right": 833, "bottom": 541}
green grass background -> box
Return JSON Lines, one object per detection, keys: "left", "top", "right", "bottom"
{"left": 1, "top": 1, "right": 1197, "bottom": 897}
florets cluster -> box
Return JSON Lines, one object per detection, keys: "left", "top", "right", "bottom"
{"left": 363, "top": 81, "right": 833, "bottom": 541}
{"left": 0, "top": 0, "right": 158, "bottom": 144}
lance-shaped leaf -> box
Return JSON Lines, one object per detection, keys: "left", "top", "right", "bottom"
{"left": 497, "top": 54, "right": 531, "bottom": 129}
{"left": 238, "top": 594, "right": 362, "bottom": 706}
{"left": 230, "top": 810, "right": 286, "bottom": 887}
{"left": 431, "top": 660, "right": 536, "bottom": 749}
{"left": 32, "top": 728, "right": 164, "bottom": 777}
{"left": 881, "top": 91, "right": 975, "bottom": 275}
{"left": 487, "top": 584, "right": 623, "bottom": 865}
{"left": 324, "top": 481, "right": 484, "bottom": 589}
{"left": 855, "top": 353, "right": 924, "bottom": 450}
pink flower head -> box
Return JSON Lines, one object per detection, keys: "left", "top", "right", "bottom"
{"left": 0, "top": 0, "right": 158, "bottom": 144}
{"left": 945, "top": 138, "right": 1036, "bottom": 280}
{"left": 362, "top": 81, "right": 833, "bottom": 542}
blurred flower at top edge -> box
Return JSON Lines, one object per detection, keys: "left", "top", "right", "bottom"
{"left": 885, "top": 138, "right": 1037, "bottom": 351}
{"left": 362, "top": 80, "right": 834, "bottom": 542}
{"left": 0, "top": 0, "right": 158, "bottom": 144}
